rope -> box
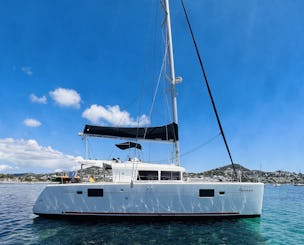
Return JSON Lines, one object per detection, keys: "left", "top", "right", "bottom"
{"left": 180, "top": 133, "right": 221, "bottom": 158}
{"left": 149, "top": 133, "right": 221, "bottom": 164}
{"left": 180, "top": 0, "right": 237, "bottom": 180}
{"left": 143, "top": 41, "right": 168, "bottom": 139}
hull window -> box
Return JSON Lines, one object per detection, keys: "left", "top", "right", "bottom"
{"left": 199, "top": 189, "right": 214, "bottom": 197}
{"left": 137, "top": 171, "right": 158, "bottom": 180}
{"left": 88, "top": 188, "right": 103, "bottom": 197}
{"left": 161, "top": 171, "right": 181, "bottom": 180}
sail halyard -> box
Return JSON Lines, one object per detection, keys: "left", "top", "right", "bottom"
{"left": 164, "top": 0, "right": 181, "bottom": 166}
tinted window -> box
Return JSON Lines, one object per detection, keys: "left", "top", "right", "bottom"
{"left": 199, "top": 189, "right": 214, "bottom": 197}
{"left": 161, "top": 171, "right": 181, "bottom": 180}
{"left": 88, "top": 188, "right": 103, "bottom": 197}
{"left": 137, "top": 171, "right": 158, "bottom": 180}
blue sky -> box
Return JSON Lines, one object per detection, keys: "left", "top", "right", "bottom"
{"left": 1, "top": 0, "right": 304, "bottom": 173}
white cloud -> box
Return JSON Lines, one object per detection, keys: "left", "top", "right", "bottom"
{"left": 30, "top": 94, "right": 47, "bottom": 104}
{"left": 0, "top": 164, "right": 13, "bottom": 172}
{"left": 82, "top": 104, "right": 150, "bottom": 126}
{"left": 49, "top": 88, "right": 81, "bottom": 108}
{"left": 21, "top": 66, "right": 33, "bottom": 76}
{"left": 0, "top": 138, "right": 83, "bottom": 171}
{"left": 24, "top": 118, "right": 42, "bottom": 127}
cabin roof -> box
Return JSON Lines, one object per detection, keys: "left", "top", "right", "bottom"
{"left": 78, "top": 159, "right": 185, "bottom": 172}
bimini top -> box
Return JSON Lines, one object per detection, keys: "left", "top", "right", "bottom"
{"left": 83, "top": 123, "right": 178, "bottom": 142}
{"left": 115, "top": 142, "right": 142, "bottom": 150}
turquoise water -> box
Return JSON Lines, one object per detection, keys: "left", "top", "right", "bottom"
{"left": 0, "top": 183, "right": 303, "bottom": 244}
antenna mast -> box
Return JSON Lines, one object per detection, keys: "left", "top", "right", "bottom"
{"left": 164, "top": 0, "right": 180, "bottom": 166}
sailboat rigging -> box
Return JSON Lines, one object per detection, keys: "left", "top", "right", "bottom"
{"left": 33, "top": 0, "right": 264, "bottom": 220}
{"left": 181, "top": 0, "right": 237, "bottom": 178}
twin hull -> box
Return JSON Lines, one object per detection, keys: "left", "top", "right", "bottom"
{"left": 33, "top": 182, "right": 263, "bottom": 219}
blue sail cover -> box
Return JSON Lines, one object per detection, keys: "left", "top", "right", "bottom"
{"left": 83, "top": 123, "right": 178, "bottom": 142}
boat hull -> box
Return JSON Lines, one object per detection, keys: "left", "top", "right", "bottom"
{"left": 33, "top": 182, "right": 264, "bottom": 219}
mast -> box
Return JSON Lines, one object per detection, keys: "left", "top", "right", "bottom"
{"left": 164, "top": 0, "right": 180, "bottom": 166}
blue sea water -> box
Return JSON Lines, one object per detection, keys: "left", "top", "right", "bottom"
{"left": 0, "top": 183, "right": 303, "bottom": 244}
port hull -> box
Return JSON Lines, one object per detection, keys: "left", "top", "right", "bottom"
{"left": 33, "top": 182, "right": 264, "bottom": 219}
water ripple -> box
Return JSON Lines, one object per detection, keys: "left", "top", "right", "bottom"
{"left": 0, "top": 183, "right": 303, "bottom": 244}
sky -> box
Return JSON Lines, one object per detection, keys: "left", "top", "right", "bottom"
{"left": 1, "top": 0, "right": 304, "bottom": 174}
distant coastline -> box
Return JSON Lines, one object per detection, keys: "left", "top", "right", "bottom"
{"left": 184, "top": 164, "right": 304, "bottom": 184}
{"left": 1, "top": 164, "right": 303, "bottom": 184}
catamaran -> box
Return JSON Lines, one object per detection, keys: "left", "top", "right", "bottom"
{"left": 33, "top": 0, "right": 264, "bottom": 219}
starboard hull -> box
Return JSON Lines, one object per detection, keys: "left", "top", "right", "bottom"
{"left": 33, "top": 182, "right": 264, "bottom": 220}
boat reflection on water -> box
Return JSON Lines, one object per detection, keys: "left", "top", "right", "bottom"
{"left": 32, "top": 216, "right": 265, "bottom": 244}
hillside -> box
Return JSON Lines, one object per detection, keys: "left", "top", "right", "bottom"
{"left": 1, "top": 163, "right": 303, "bottom": 184}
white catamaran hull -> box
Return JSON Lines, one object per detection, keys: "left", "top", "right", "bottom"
{"left": 33, "top": 182, "right": 263, "bottom": 219}
{"left": 33, "top": 0, "right": 265, "bottom": 220}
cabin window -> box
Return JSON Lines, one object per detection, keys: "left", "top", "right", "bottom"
{"left": 199, "top": 189, "right": 214, "bottom": 197}
{"left": 88, "top": 188, "right": 103, "bottom": 197}
{"left": 137, "top": 171, "right": 158, "bottom": 180}
{"left": 161, "top": 171, "right": 181, "bottom": 180}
